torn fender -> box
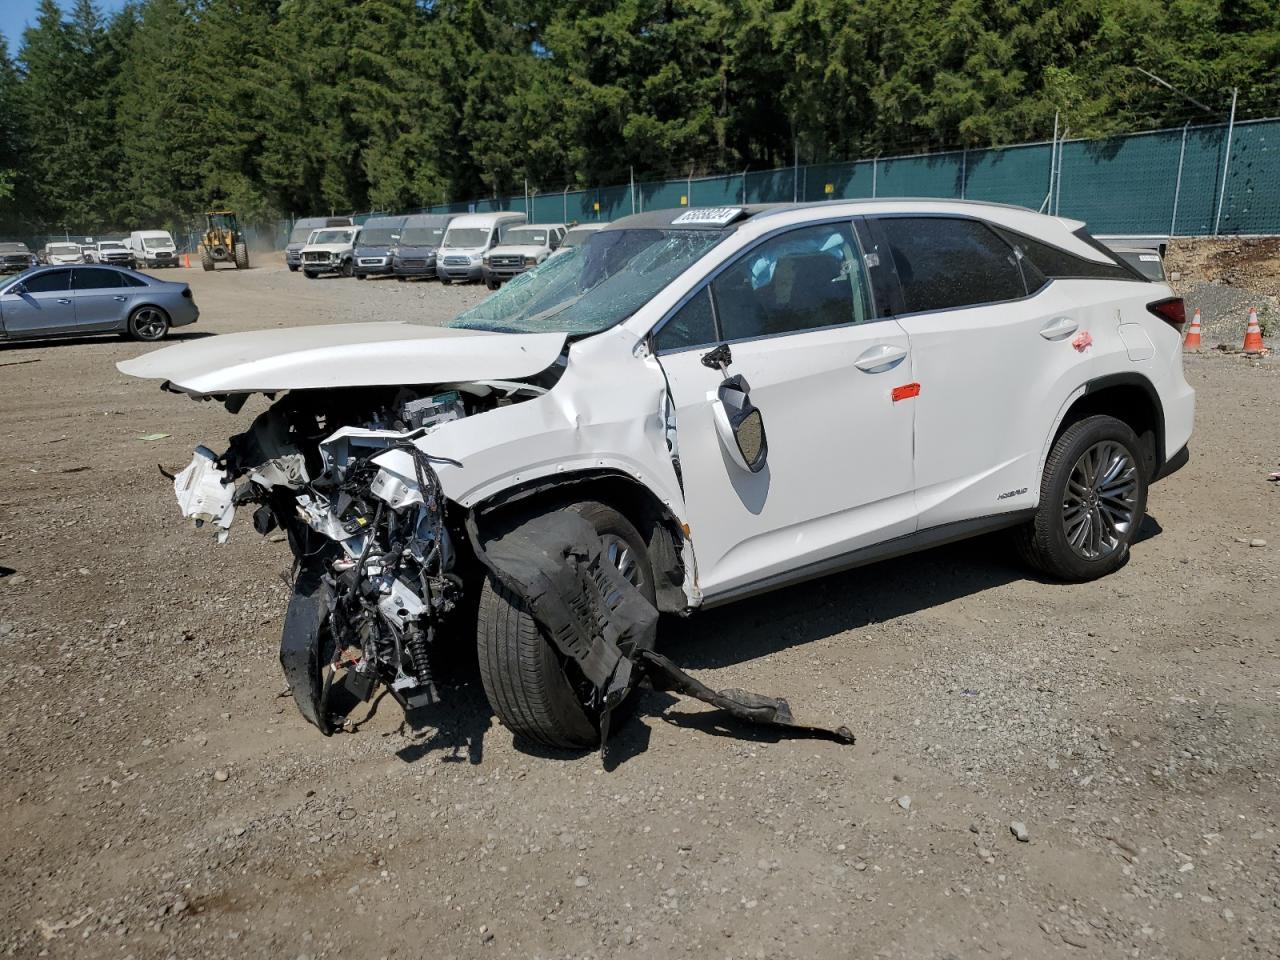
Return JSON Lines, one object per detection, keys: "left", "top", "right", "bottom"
{"left": 466, "top": 508, "right": 854, "bottom": 754}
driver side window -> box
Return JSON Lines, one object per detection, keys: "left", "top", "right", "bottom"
{"left": 713, "top": 222, "right": 871, "bottom": 342}
{"left": 652, "top": 221, "right": 876, "bottom": 353}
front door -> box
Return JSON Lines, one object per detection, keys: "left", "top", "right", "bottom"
{"left": 0, "top": 269, "right": 76, "bottom": 338}
{"left": 654, "top": 220, "right": 918, "bottom": 600}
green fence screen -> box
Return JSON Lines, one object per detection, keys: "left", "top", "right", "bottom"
{"left": 290, "top": 118, "right": 1279, "bottom": 240}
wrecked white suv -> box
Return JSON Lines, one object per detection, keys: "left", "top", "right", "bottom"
{"left": 119, "top": 201, "right": 1194, "bottom": 749}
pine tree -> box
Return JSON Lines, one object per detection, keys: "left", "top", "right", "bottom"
{"left": 0, "top": 38, "right": 22, "bottom": 209}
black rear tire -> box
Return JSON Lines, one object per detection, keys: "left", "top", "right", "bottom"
{"left": 199, "top": 248, "right": 213, "bottom": 272}
{"left": 477, "top": 501, "right": 655, "bottom": 749}
{"left": 127, "top": 305, "right": 170, "bottom": 342}
{"left": 1016, "top": 415, "right": 1148, "bottom": 582}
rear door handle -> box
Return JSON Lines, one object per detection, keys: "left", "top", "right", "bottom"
{"left": 1040, "top": 316, "right": 1078, "bottom": 340}
{"left": 112, "top": 295, "right": 127, "bottom": 301}
{"left": 853, "top": 343, "right": 908, "bottom": 373}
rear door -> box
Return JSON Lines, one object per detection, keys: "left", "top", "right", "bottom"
{"left": 654, "top": 219, "right": 917, "bottom": 599}
{"left": 863, "top": 215, "right": 1093, "bottom": 528}
{"left": 71, "top": 267, "right": 132, "bottom": 331}
{"left": 0, "top": 269, "right": 76, "bottom": 338}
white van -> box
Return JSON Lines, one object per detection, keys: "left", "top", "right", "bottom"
{"left": 436, "top": 211, "right": 526, "bottom": 284}
{"left": 128, "top": 230, "right": 179, "bottom": 269}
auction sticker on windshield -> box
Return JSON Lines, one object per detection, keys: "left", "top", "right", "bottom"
{"left": 672, "top": 207, "right": 744, "bottom": 226}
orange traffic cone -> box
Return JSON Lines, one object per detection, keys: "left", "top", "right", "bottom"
{"left": 1242, "top": 306, "right": 1264, "bottom": 354}
{"left": 1183, "top": 308, "right": 1202, "bottom": 350}
{"left": 184, "top": 252, "right": 191, "bottom": 268}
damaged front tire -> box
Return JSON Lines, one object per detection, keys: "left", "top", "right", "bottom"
{"left": 476, "top": 501, "right": 654, "bottom": 748}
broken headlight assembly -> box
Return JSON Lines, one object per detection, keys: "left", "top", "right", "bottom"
{"left": 169, "top": 386, "right": 486, "bottom": 729}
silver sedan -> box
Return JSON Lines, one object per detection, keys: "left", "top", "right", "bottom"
{"left": 0, "top": 264, "right": 199, "bottom": 342}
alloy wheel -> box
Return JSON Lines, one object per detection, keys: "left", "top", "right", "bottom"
{"left": 600, "top": 533, "right": 643, "bottom": 590}
{"left": 1061, "top": 440, "right": 1138, "bottom": 560}
{"left": 132, "top": 307, "right": 168, "bottom": 341}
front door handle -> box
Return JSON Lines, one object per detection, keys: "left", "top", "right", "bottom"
{"left": 1040, "top": 316, "right": 1078, "bottom": 340}
{"left": 55, "top": 298, "right": 71, "bottom": 305}
{"left": 854, "top": 343, "right": 908, "bottom": 373}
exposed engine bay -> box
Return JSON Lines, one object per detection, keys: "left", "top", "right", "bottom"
{"left": 172, "top": 377, "right": 549, "bottom": 728}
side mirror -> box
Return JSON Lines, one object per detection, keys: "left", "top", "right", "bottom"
{"left": 712, "top": 373, "right": 768, "bottom": 473}
{"left": 8, "top": 282, "right": 26, "bottom": 296}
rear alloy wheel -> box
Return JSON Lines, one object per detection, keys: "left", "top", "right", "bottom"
{"left": 1016, "top": 415, "right": 1148, "bottom": 582}
{"left": 477, "top": 500, "right": 655, "bottom": 749}
{"left": 127, "top": 305, "right": 170, "bottom": 342}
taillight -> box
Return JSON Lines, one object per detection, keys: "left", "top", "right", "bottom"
{"left": 1147, "top": 297, "right": 1185, "bottom": 333}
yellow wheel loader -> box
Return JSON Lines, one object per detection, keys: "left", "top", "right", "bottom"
{"left": 199, "top": 210, "right": 249, "bottom": 271}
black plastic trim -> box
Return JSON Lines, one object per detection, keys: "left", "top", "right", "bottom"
{"left": 701, "top": 509, "right": 1036, "bottom": 609}
{"left": 1079, "top": 372, "right": 1167, "bottom": 474}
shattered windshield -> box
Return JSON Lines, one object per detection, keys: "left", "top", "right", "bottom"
{"left": 313, "top": 229, "right": 354, "bottom": 245}
{"left": 442, "top": 228, "right": 723, "bottom": 337}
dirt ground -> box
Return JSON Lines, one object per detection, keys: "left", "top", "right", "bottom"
{"left": 1, "top": 257, "right": 1277, "bottom": 960}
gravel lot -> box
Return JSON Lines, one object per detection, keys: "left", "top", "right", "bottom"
{"left": 1, "top": 259, "right": 1277, "bottom": 960}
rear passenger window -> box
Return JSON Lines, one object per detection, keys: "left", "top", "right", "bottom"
{"left": 655, "top": 287, "right": 717, "bottom": 352}
{"left": 72, "top": 267, "right": 122, "bottom": 290}
{"left": 711, "top": 223, "right": 871, "bottom": 341}
{"left": 120, "top": 272, "right": 147, "bottom": 288}
{"left": 874, "top": 217, "right": 1026, "bottom": 313}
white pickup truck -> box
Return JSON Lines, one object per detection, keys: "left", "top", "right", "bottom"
{"left": 300, "top": 226, "right": 361, "bottom": 278}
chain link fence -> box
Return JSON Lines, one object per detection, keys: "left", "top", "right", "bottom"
{"left": 304, "top": 117, "right": 1274, "bottom": 241}
{"left": 20, "top": 117, "right": 1277, "bottom": 253}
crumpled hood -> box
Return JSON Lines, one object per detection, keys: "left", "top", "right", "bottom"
{"left": 116, "top": 322, "right": 567, "bottom": 396}
{"left": 301, "top": 244, "right": 351, "bottom": 255}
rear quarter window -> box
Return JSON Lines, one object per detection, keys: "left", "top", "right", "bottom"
{"left": 996, "top": 228, "right": 1141, "bottom": 282}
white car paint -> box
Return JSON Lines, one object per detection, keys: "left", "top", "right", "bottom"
{"left": 436, "top": 212, "right": 527, "bottom": 282}
{"left": 116, "top": 322, "right": 567, "bottom": 395}
{"left": 128, "top": 230, "right": 178, "bottom": 267}
{"left": 120, "top": 198, "right": 1194, "bottom": 612}
{"left": 44, "top": 243, "right": 84, "bottom": 265}
{"left": 298, "top": 226, "right": 361, "bottom": 276}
